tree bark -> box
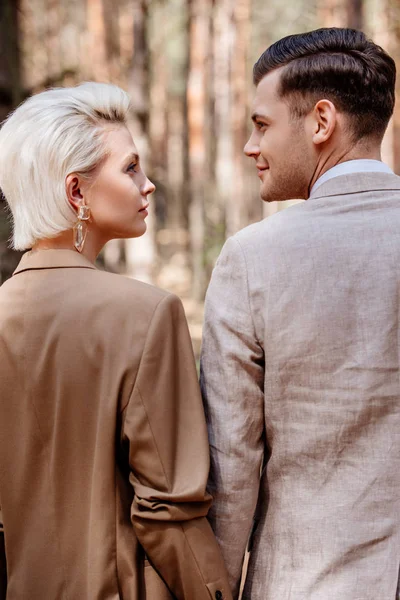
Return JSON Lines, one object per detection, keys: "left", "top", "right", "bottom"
{"left": 187, "top": 0, "right": 212, "bottom": 301}
{"left": 228, "top": 0, "right": 251, "bottom": 236}
{"left": 346, "top": 0, "right": 364, "bottom": 29}
{"left": 0, "top": 0, "right": 23, "bottom": 284}
{"left": 124, "top": 0, "right": 156, "bottom": 283}
{"left": 317, "top": 0, "right": 347, "bottom": 27}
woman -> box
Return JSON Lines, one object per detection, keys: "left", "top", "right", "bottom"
{"left": 0, "top": 82, "right": 231, "bottom": 600}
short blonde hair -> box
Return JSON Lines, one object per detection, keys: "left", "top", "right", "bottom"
{"left": 0, "top": 82, "right": 131, "bottom": 250}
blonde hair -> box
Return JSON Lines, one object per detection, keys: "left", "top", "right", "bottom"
{"left": 0, "top": 82, "right": 131, "bottom": 250}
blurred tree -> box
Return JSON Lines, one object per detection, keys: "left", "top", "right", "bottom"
{"left": 0, "top": 0, "right": 23, "bottom": 284}
{"left": 211, "top": 0, "right": 234, "bottom": 254}
{"left": 318, "top": 0, "right": 347, "bottom": 27}
{"left": 366, "top": 0, "right": 394, "bottom": 167}
{"left": 229, "top": 0, "right": 252, "bottom": 236}
{"left": 2, "top": 0, "right": 400, "bottom": 305}
{"left": 124, "top": 0, "right": 157, "bottom": 283}
{"left": 187, "top": 0, "right": 212, "bottom": 301}
{"left": 347, "top": 0, "right": 364, "bottom": 28}
{"left": 386, "top": 0, "right": 400, "bottom": 174}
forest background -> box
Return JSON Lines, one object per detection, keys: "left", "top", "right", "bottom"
{"left": 0, "top": 0, "right": 398, "bottom": 356}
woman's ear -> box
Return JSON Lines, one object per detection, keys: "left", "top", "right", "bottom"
{"left": 65, "top": 174, "right": 84, "bottom": 213}
{"left": 311, "top": 99, "right": 337, "bottom": 146}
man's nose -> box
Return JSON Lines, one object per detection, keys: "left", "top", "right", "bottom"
{"left": 243, "top": 133, "right": 260, "bottom": 158}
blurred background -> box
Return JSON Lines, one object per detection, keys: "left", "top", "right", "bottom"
{"left": 1, "top": 0, "right": 399, "bottom": 353}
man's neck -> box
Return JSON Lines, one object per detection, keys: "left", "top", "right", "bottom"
{"left": 308, "top": 143, "right": 382, "bottom": 196}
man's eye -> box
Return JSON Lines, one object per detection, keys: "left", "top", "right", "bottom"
{"left": 256, "top": 122, "right": 267, "bottom": 131}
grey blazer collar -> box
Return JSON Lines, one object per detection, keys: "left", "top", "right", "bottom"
{"left": 309, "top": 171, "right": 400, "bottom": 200}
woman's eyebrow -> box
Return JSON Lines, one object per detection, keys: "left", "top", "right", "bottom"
{"left": 122, "top": 152, "right": 139, "bottom": 164}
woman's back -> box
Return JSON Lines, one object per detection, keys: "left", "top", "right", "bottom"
{"left": 0, "top": 249, "right": 169, "bottom": 599}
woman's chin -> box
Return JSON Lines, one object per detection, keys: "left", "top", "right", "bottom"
{"left": 108, "top": 223, "right": 147, "bottom": 240}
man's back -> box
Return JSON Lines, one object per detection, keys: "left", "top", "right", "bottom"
{"left": 201, "top": 172, "right": 400, "bottom": 599}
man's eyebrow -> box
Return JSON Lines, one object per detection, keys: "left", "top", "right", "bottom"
{"left": 251, "top": 113, "right": 267, "bottom": 123}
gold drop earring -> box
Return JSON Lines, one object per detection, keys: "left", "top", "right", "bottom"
{"left": 73, "top": 204, "right": 91, "bottom": 253}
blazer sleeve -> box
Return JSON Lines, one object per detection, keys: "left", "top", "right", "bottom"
{"left": 122, "top": 293, "right": 232, "bottom": 600}
{"left": 200, "top": 236, "right": 265, "bottom": 599}
{"left": 0, "top": 503, "right": 6, "bottom": 600}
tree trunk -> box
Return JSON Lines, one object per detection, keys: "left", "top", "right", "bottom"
{"left": 0, "top": 0, "right": 22, "bottom": 117}
{"left": 317, "top": 0, "right": 347, "bottom": 27}
{"left": 124, "top": 0, "right": 156, "bottom": 283}
{"left": 387, "top": 0, "right": 400, "bottom": 174}
{"left": 367, "top": 0, "right": 393, "bottom": 168}
{"left": 0, "top": 0, "right": 23, "bottom": 283}
{"left": 213, "top": 0, "right": 234, "bottom": 243}
{"left": 346, "top": 0, "right": 364, "bottom": 29}
{"left": 228, "top": 0, "right": 251, "bottom": 235}
{"left": 187, "top": 0, "right": 212, "bottom": 301}
{"left": 86, "top": 0, "right": 109, "bottom": 81}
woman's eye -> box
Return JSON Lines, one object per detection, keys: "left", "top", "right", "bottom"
{"left": 256, "top": 122, "right": 267, "bottom": 131}
{"left": 127, "top": 163, "right": 138, "bottom": 173}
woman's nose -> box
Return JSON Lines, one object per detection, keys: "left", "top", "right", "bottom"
{"left": 142, "top": 176, "right": 156, "bottom": 196}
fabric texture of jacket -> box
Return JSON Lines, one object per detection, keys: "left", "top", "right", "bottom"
{"left": 201, "top": 172, "right": 400, "bottom": 600}
{"left": 0, "top": 248, "right": 231, "bottom": 600}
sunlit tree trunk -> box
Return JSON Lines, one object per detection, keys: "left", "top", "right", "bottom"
{"left": 228, "top": 0, "right": 252, "bottom": 235}
{"left": 19, "top": 0, "right": 48, "bottom": 90}
{"left": 317, "top": 0, "right": 347, "bottom": 27}
{"left": 59, "top": 0, "right": 86, "bottom": 86}
{"left": 148, "top": 0, "right": 168, "bottom": 224}
{"left": 86, "top": 0, "right": 109, "bottom": 81}
{"left": 187, "top": 0, "right": 212, "bottom": 301}
{"left": 367, "top": 0, "right": 393, "bottom": 168}
{"left": 387, "top": 0, "right": 400, "bottom": 175}
{"left": 213, "top": 0, "right": 234, "bottom": 241}
{"left": 125, "top": 0, "right": 156, "bottom": 283}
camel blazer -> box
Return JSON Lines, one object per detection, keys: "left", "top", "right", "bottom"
{"left": 201, "top": 172, "right": 400, "bottom": 600}
{"left": 0, "top": 249, "right": 231, "bottom": 600}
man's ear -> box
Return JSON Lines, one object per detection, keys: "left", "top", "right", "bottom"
{"left": 311, "top": 99, "right": 337, "bottom": 145}
{"left": 65, "top": 174, "right": 85, "bottom": 213}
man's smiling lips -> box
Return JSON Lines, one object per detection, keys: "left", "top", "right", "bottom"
{"left": 256, "top": 164, "right": 269, "bottom": 178}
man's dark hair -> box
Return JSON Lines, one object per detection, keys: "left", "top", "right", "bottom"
{"left": 253, "top": 28, "right": 396, "bottom": 140}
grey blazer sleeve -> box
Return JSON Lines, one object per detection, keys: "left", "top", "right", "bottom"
{"left": 200, "top": 236, "right": 265, "bottom": 598}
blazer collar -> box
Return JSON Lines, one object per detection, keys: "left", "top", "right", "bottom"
{"left": 13, "top": 249, "right": 97, "bottom": 276}
{"left": 309, "top": 171, "right": 400, "bottom": 201}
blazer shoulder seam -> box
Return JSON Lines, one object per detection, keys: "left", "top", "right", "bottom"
{"left": 119, "top": 293, "right": 175, "bottom": 416}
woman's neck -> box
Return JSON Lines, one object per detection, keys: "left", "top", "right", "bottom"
{"left": 32, "top": 230, "right": 104, "bottom": 264}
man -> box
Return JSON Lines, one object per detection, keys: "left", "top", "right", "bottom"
{"left": 201, "top": 28, "right": 400, "bottom": 600}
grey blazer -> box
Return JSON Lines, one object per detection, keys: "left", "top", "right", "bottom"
{"left": 201, "top": 172, "right": 400, "bottom": 600}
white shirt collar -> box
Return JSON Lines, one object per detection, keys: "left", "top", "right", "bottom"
{"left": 311, "top": 159, "right": 393, "bottom": 195}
